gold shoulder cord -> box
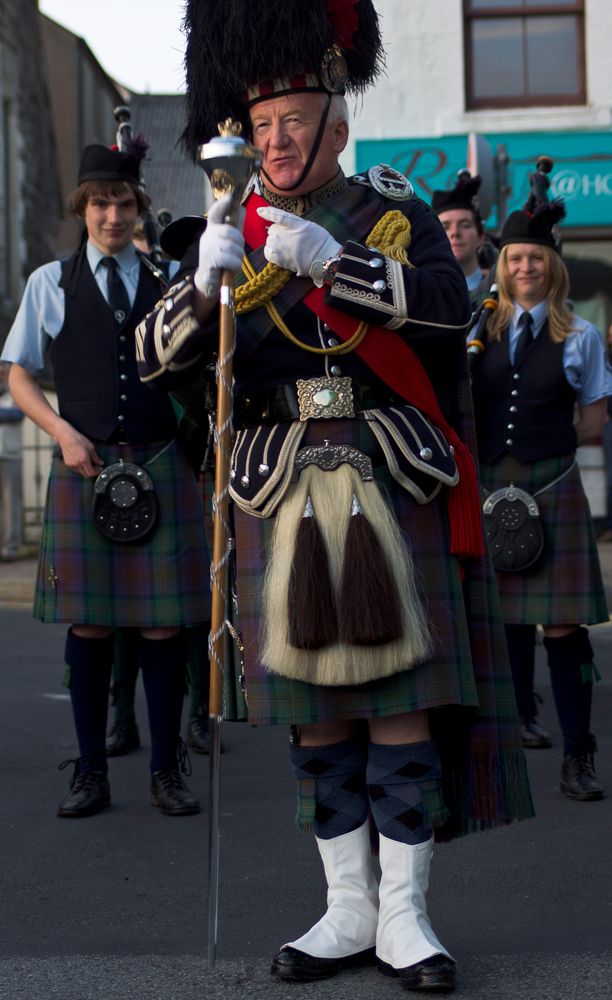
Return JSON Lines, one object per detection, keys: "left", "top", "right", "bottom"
{"left": 235, "top": 210, "right": 412, "bottom": 356}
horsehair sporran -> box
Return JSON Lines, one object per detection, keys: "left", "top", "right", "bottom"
{"left": 262, "top": 462, "right": 431, "bottom": 685}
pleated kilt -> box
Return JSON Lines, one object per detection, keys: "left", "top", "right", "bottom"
{"left": 231, "top": 416, "right": 534, "bottom": 838}
{"left": 480, "top": 452, "right": 609, "bottom": 626}
{"left": 34, "top": 439, "right": 210, "bottom": 627}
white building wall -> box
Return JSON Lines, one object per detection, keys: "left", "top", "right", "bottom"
{"left": 343, "top": 0, "right": 612, "bottom": 172}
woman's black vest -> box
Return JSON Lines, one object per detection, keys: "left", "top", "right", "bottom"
{"left": 472, "top": 319, "right": 577, "bottom": 463}
{"left": 51, "top": 252, "right": 177, "bottom": 443}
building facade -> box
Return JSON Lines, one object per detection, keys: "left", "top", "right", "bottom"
{"left": 0, "top": 0, "right": 61, "bottom": 346}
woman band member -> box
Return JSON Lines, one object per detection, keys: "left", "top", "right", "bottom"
{"left": 472, "top": 199, "right": 611, "bottom": 800}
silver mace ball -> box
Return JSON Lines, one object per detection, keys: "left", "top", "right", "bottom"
{"left": 197, "top": 119, "right": 262, "bottom": 220}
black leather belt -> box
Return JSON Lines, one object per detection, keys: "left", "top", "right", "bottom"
{"left": 234, "top": 380, "right": 400, "bottom": 427}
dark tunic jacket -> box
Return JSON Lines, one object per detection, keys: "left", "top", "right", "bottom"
{"left": 51, "top": 252, "right": 176, "bottom": 443}
{"left": 471, "top": 320, "right": 577, "bottom": 463}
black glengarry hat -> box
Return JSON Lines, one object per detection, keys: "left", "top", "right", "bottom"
{"left": 182, "top": 0, "right": 385, "bottom": 157}
{"left": 78, "top": 144, "right": 140, "bottom": 185}
{"left": 500, "top": 199, "right": 566, "bottom": 251}
{"left": 432, "top": 173, "right": 482, "bottom": 219}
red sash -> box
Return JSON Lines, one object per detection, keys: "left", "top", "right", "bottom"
{"left": 243, "top": 193, "right": 484, "bottom": 558}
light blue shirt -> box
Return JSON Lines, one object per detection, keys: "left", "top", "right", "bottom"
{"left": 506, "top": 300, "right": 612, "bottom": 407}
{"left": 1, "top": 243, "right": 177, "bottom": 374}
{"left": 465, "top": 267, "right": 484, "bottom": 294}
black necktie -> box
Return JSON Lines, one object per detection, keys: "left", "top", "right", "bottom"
{"left": 514, "top": 311, "right": 534, "bottom": 366}
{"left": 102, "top": 256, "right": 131, "bottom": 325}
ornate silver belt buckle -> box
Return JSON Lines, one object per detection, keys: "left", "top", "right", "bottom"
{"left": 296, "top": 376, "right": 355, "bottom": 421}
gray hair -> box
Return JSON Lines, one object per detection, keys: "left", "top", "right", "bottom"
{"left": 328, "top": 93, "right": 349, "bottom": 125}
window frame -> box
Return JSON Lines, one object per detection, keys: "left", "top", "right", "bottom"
{"left": 463, "top": 1, "right": 586, "bottom": 110}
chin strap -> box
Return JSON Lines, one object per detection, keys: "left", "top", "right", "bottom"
{"left": 260, "top": 93, "right": 332, "bottom": 193}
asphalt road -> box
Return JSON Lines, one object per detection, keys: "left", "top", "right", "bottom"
{"left": 1, "top": 607, "right": 611, "bottom": 1000}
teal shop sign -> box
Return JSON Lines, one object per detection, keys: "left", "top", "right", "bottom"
{"left": 355, "top": 131, "right": 612, "bottom": 229}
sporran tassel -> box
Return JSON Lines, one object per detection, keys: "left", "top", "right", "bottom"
{"left": 338, "top": 494, "right": 403, "bottom": 646}
{"left": 288, "top": 495, "right": 338, "bottom": 650}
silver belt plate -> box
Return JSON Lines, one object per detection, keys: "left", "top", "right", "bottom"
{"left": 296, "top": 376, "right": 355, "bottom": 421}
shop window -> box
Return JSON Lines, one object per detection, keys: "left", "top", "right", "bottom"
{"left": 464, "top": 1, "right": 585, "bottom": 109}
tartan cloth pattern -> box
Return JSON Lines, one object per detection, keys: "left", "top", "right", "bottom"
{"left": 480, "top": 453, "right": 608, "bottom": 626}
{"left": 230, "top": 416, "right": 534, "bottom": 839}
{"left": 236, "top": 183, "right": 397, "bottom": 354}
{"left": 366, "top": 740, "right": 447, "bottom": 844}
{"left": 34, "top": 440, "right": 210, "bottom": 627}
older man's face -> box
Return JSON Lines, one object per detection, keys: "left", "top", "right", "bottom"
{"left": 250, "top": 92, "right": 348, "bottom": 197}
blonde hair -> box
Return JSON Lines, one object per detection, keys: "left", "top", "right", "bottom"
{"left": 487, "top": 244, "right": 574, "bottom": 343}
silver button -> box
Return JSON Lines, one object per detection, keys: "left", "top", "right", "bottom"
{"left": 162, "top": 324, "right": 171, "bottom": 336}
{"left": 241, "top": 475, "right": 250, "bottom": 488}
{"left": 372, "top": 279, "right": 387, "bottom": 292}
{"left": 230, "top": 469, "right": 236, "bottom": 481}
{"left": 368, "top": 257, "right": 384, "bottom": 268}
{"left": 120, "top": 394, "right": 127, "bottom": 401}
{"left": 507, "top": 423, "right": 515, "bottom": 430}
{"left": 327, "top": 337, "right": 339, "bottom": 347}
{"left": 119, "top": 354, "right": 126, "bottom": 362}
{"left": 119, "top": 335, "right": 127, "bottom": 343}
{"left": 258, "top": 464, "right": 270, "bottom": 477}
{"left": 509, "top": 405, "right": 517, "bottom": 413}
{"left": 330, "top": 365, "right": 341, "bottom": 376}
{"left": 511, "top": 389, "right": 518, "bottom": 397}
{"left": 505, "top": 438, "right": 513, "bottom": 446}
{"left": 513, "top": 373, "right": 520, "bottom": 381}
{"left": 164, "top": 298, "right": 174, "bottom": 311}
{"left": 120, "top": 374, "right": 128, "bottom": 381}
{"left": 118, "top": 414, "right": 125, "bottom": 422}
{"left": 419, "top": 447, "right": 433, "bottom": 460}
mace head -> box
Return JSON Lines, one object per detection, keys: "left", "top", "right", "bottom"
{"left": 197, "top": 119, "right": 261, "bottom": 224}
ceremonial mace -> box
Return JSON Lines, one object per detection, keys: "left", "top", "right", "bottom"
{"left": 198, "top": 121, "right": 261, "bottom": 967}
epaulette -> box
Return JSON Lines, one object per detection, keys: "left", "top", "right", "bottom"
{"left": 352, "top": 164, "right": 414, "bottom": 201}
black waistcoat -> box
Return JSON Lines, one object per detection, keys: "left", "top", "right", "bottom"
{"left": 472, "top": 319, "right": 577, "bottom": 463}
{"left": 52, "top": 252, "right": 176, "bottom": 442}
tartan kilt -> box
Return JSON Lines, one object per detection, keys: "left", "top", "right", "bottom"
{"left": 34, "top": 439, "right": 210, "bottom": 627}
{"left": 229, "top": 416, "right": 534, "bottom": 838}
{"left": 480, "top": 452, "right": 608, "bottom": 626}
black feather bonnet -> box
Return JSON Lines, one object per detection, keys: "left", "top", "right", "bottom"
{"left": 431, "top": 174, "right": 482, "bottom": 220}
{"left": 500, "top": 199, "right": 566, "bottom": 251}
{"left": 182, "top": 0, "right": 385, "bottom": 157}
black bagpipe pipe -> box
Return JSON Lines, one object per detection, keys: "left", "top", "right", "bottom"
{"left": 467, "top": 282, "right": 498, "bottom": 372}
{"left": 113, "top": 104, "right": 168, "bottom": 268}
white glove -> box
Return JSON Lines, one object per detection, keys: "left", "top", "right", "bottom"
{"left": 194, "top": 194, "right": 245, "bottom": 298}
{"left": 257, "top": 206, "right": 341, "bottom": 279}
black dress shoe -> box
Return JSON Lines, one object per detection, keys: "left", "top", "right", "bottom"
{"left": 150, "top": 770, "right": 200, "bottom": 815}
{"left": 187, "top": 716, "right": 210, "bottom": 754}
{"left": 379, "top": 953, "right": 456, "bottom": 993}
{"left": 560, "top": 753, "right": 604, "bottom": 801}
{"left": 105, "top": 719, "right": 140, "bottom": 756}
{"left": 271, "top": 945, "right": 376, "bottom": 982}
{"left": 57, "top": 769, "right": 111, "bottom": 818}
{"left": 187, "top": 716, "right": 226, "bottom": 754}
{"left": 520, "top": 717, "right": 552, "bottom": 749}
